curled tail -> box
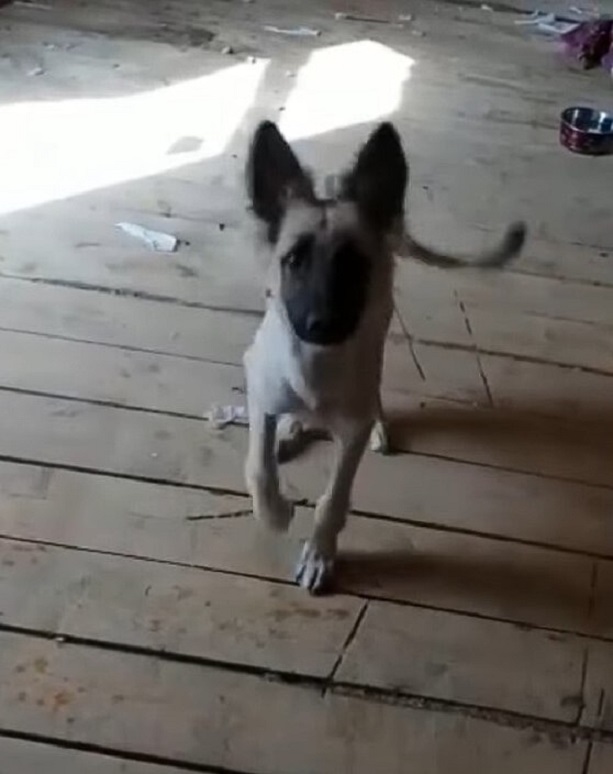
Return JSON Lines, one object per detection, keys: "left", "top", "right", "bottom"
{"left": 399, "top": 221, "right": 527, "bottom": 269}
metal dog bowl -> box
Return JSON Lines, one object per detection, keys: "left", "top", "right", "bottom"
{"left": 560, "top": 106, "right": 613, "bottom": 155}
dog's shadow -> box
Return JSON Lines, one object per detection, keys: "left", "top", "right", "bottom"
{"left": 287, "top": 399, "right": 613, "bottom": 633}
{"left": 335, "top": 545, "right": 590, "bottom": 632}
{"left": 384, "top": 399, "right": 613, "bottom": 487}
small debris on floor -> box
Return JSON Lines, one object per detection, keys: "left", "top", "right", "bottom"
{"left": 15, "top": 0, "right": 52, "bottom": 9}
{"left": 515, "top": 11, "right": 579, "bottom": 36}
{"left": 28, "top": 66, "right": 45, "bottom": 76}
{"left": 264, "top": 25, "right": 321, "bottom": 37}
{"left": 116, "top": 222, "right": 179, "bottom": 253}
{"left": 334, "top": 10, "right": 404, "bottom": 27}
{"left": 222, "top": 45, "right": 234, "bottom": 54}
{"left": 335, "top": 11, "right": 385, "bottom": 23}
{"left": 205, "top": 404, "right": 249, "bottom": 429}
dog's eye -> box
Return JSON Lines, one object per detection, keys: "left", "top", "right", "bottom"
{"left": 282, "top": 237, "right": 312, "bottom": 269}
{"left": 282, "top": 250, "right": 300, "bottom": 268}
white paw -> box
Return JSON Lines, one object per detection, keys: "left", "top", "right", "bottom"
{"left": 369, "top": 420, "right": 391, "bottom": 454}
{"left": 294, "top": 541, "right": 336, "bottom": 595}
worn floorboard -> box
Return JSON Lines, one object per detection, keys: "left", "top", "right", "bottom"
{"left": 0, "top": 0, "right": 611, "bottom": 770}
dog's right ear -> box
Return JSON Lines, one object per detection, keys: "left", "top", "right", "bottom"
{"left": 246, "top": 121, "right": 314, "bottom": 243}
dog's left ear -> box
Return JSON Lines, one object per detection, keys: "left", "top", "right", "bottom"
{"left": 342, "top": 122, "right": 408, "bottom": 233}
{"left": 246, "top": 121, "right": 314, "bottom": 242}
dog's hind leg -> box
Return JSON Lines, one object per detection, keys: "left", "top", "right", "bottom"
{"left": 276, "top": 414, "right": 308, "bottom": 463}
{"left": 295, "top": 418, "right": 372, "bottom": 594}
{"left": 276, "top": 414, "right": 328, "bottom": 463}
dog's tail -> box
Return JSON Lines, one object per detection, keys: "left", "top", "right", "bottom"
{"left": 398, "top": 221, "right": 527, "bottom": 270}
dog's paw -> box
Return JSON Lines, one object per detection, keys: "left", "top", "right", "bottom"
{"left": 369, "top": 420, "right": 391, "bottom": 454}
{"left": 253, "top": 493, "right": 295, "bottom": 533}
{"left": 294, "top": 541, "right": 336, "bottom": 595}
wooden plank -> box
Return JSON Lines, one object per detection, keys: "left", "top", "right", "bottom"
{"left": 1, "top": 316, "right": 611, "bottom": 488}
{"left": 0, "top": 631, "right": 587, "bottom": 774}
{"left": 398, "top": 298, "right": 613, "bottom": 377}
{"left": 0, "top": 282, "right": 476, "bottom": 405}
{"left": 397, "top": 260, "right": 613, "bottom": 329}
{"left": 1, "top": 386, "right": 613, "bottom": 556}
{"left": 407, "top": 341, "right": 487, "bottom": 405}
{"left": 513, "top": 238, "right": 613, "bottom": 288}
{"left": 590, "top": 744, "right": 613, "bottom": 774}
{"left": 0, "top": 534, "right": 588, "bottom": 722}
{"left": 482, "top": 355, "right": 613, "bottom": 419}
{"left": 4, "top": 177, "right": 612, "bottom": 321}
{"left": 0, "top": 278, "right": 258, "bottom": 364}
{"left": 0, "top": 315, "right": 479, "bottom": 413}
{"left": 1, "top": 251, "right": 611, "bottom": 418}
{"left": 0, "top": 737, "right": 195, "bottom": 774}
{"left": 466, "top": 308, "right": 613, "bottom": 375}
{"left": 580, "top": 640, "right": 613, "bottom": 731}
{"left": 396, "top": 262, "right": 612, "bottom": 373}
{"left": 1, "top": 6, "right": 611, "bottom": 295}
{"left": 4, "top": 303, "right": 613, "bottom": 487}
{"left": 0, "top": 207, "right": 262, "bottom": 315}
{"left": 387, "top": 396, "right": 613, "bottom": 488}
{"left": 0, "top": 538, "right": 361, "bottom": 677}
{"left": 0, "top": 462, "right": 595, "bottom": 632}
{"left": 590, "top": 562, "right": 613, "bottom": 640}
{"left": 336, "top": 601, "right": 585, "bottom": 721}
{"left": 0, "top": 328, "right": 245, "bottom": 417}
{"left": 579, "top": 562, "right": 613, "bottom": 726}
{"left": 0, "top": 18, "right": 609, "bottom": 308}
{"left": 0, "top": 324, "right": 482, "bottom": 414}
{"left": 333, "top": 513, "right": 593, "bottom": 633}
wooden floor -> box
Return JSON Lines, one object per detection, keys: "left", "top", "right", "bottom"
{"left": 0, "top": 0, "right": 613, "bottom": 771}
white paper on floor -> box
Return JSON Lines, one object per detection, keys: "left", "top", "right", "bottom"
{"left": 205, "top": 404, "right": 249, "bottom": 429}
{"left": 116, "top": 222, "right": 179, "bottom": 252}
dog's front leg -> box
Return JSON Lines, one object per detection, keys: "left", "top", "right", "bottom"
{"left": 245, "top": 402, "right": 294, "bottom": 533}
{"left": 245, "top": 408, "right": 294, "bottom": 531}
{"left": 295, "top": 418, "right": 372, "bottom": 594}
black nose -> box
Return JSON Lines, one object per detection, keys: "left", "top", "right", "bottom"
{"left": 306, "top": 313, "right": 329, "bottom": 339}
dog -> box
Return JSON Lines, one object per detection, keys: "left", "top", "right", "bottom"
{"left": 243, "top": 120, "right": 526, "bottom": 594}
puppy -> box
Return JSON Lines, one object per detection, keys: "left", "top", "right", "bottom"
{"left": 243, "top": 120, "right": 526, "bottom": 594}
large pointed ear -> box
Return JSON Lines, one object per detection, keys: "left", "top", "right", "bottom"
{"left": 341, "top": 123, "right": 408, "bottom": 232}
{"left": 246, "top": 121, "right": 314, "bottom": 242}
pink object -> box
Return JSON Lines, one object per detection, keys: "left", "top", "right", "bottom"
{"left": 561, "top": 19, "right": 613, "bottom": 70}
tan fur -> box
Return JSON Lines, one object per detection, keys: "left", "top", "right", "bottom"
{"left": 243, "top": 121, "right": 525, "bottom": 594}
